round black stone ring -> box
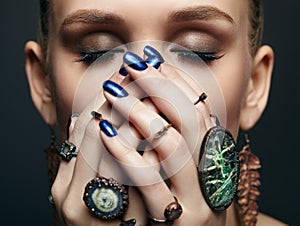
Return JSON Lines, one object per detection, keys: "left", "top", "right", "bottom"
{"left": 83, "top": 177, "right": 129, "bottom": 220}
{"left": 58, "top": 140, "right": 77, "bottom": 161}
{"left": 148, "top": 196, "right": 183, "bottom": 224}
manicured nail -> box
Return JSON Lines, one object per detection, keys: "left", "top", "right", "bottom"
{"left": 91, "top": 111, "right": 102, "bottom": 120}
{"left": 119, "top": 64, "right": 128, "bottom": 76}
{"left": 103, "top": 80, "right": 128, "bottom": 98}
{"left": 99, "top": 120, "right": 117, "bottom": 137}
{"left": 124, "top": 52, "right": 148, "bottom": 71}
{"left": 67, "top": 113, "right": 79, "bottom": 138}
{"left": 146, "top": 57, "right": 162, "bottom": 69}
{"left": 144, "top": 46, "right": 164, "bottom": 69}
{"left": 144, "top": 46, "right": 164, "bottom": 62}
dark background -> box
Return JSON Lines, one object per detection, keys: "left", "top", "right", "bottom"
{"left": 0, "top": 0, "right": 299, "bottom": 225}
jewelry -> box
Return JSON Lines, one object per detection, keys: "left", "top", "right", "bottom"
{"left": 147, "top": 196, "right": 183, "bottom": 225}
{"left": 44, "top": 126, "right": 61, "bottom": 226}
{"left": 120, "top": 219, "right": 136, "bottom": 226}
{"left": 83, "top": 177, "right": 129, "bottom": 220}
{"left": 237, "top": 134, "right": 261, "bottom": 226}
{"left": 198, "top": 124, "right": 239, "bottom": 211}
{"left": 154, "top": 124, "right": 172, "bottom": 139}
{"left": 91, "top": 111, "right": 103, "bottom": 120}
{"left": 194, "top": 92, "right": 208, "bottom": 105}
{"left": 58, "top": 140, "right": 77, "bottom": 161}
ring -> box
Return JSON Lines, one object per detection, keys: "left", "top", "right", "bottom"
{"left": 198, "top": 125, "right": 239, "bottom": 211}
{"left": 153, "top": 124, "right": 172, "bottom": 139}
{"left": 194, "top": 92, "right": 208, "bottom": 105}
{"left": 83, "top": 177, "right": 129, "bottom": 220}
{"left": 58, "top": 140, "right": 77, "bottom": 161}
{"left": 147, "top": 196, "right": 183, "bottom": 224}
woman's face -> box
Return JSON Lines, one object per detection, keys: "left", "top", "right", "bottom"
{"left": 47, "top": 0, "right": 253, "bottom": 139}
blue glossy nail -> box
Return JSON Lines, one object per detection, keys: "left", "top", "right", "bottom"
{"left": 103, "top": 80, "right": 128, "bottom": 98}
{"left": 144, "top": 45, "right": 164, "bottom": 69}
{"left": 99, "top": 120, "right": 117, "bottom": 137}
{"left": 146, "top": 57, "right": 162, "bottom": 69}
{"left": 119, "top": 65, "right": 128, "bottom": 76}
{"left": 124, "top": 52, "right": 148, "bottom": 71}
{"left": 144, "top": 46, "right": 164, "bottom": 63}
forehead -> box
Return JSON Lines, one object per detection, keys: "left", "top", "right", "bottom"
{"left": 51, "top": 0, "right": 249, "bottom": 31}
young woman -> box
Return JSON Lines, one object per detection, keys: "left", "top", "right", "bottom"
{"left": 25, "top": 0, "right": 287, "bottom": 225}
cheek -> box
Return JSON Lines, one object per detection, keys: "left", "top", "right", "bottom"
{"left": 212, "top": 52, "right": 251, "bottom": 138}
{"left": 50, "top": 48, "right": 84, "bottom": 139}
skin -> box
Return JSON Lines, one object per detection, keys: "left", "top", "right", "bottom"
{"left": 25, "top": 0, "right": 287, "bottom": 225}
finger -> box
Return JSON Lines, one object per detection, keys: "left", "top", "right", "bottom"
{"left": 161, "top": 63, "right": 215, "bottom": 129}
{"left": 102, "top": 82, "right": 195, "bottom": 186}
{"left": 52, "top": 114, "right": 79, "bottom": 210}
{"left": 68, "top": 119, "right": 102, "bottom": 193}
{"left": 99, "top": 119, "right": 175, "bottom": 220}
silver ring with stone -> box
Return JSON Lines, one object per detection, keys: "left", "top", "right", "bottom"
{"left": 153, "top": 124, "right": 172, "bottom": 140}
{"left": 83, "top": 177, "right": 129, "bottom": 220}
{"left": 58, "top": 140, "right": 77, "bottom": 161}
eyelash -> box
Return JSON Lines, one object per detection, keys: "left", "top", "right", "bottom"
{"left": 77, "top": 49, "right": 222, "bottom": 65}
{"left": 77, "top": 49, "right": 124, "bottom": 64}
{"left": 170, "top": 49, "right": 223, "bottom": 63}
{"left": 77, "top": 51, "right": 108, "bottom": 63}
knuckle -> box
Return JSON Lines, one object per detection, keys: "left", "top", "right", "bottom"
{"left": 51, "top": 182, "right": 62, "bottom": 204}
{"left": 61, "top": 199, "right": 81, "bottom": 224}
{"left": 84, "top": 119, "right": 99, "bottom": 139}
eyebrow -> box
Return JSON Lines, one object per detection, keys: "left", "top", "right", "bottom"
{"left": 168, "top": 6, "right": 234, "bottom": 24}
{"left": 61, "top": 9, "right": 124, "bottom": 27}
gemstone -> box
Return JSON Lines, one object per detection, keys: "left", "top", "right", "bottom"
{"left": 83, "top": 177, "right": 129, "bottom": 220}
{"left": 164, "top": 197, "right": 183, "bottom": 221}
{"left": 198, "top": 126, "right": 238, "bottom": 211}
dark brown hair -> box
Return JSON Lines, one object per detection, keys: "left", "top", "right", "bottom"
{"left": 38, "top": 0, "right": 263, "bottom": 56}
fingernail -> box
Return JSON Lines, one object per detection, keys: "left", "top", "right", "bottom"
{"left": 144, "top": 46, "right": 164, "bottom": 69}
{"left": 124, "top": 52, "right": 148, "bottom": 71}
{"left": 91, "top": 111, "right": 102, "bottom": 120}
{"left": 119, "top": 64, "right": 128, "bottom": 76}
{"left": 144, "top": 45, "right": 164, "bottom": 63}
{"left": 146, "top": 57, "right": 162, "bottom": 69}
{"left": 99, "top": 120, "right": 117, "bottom": 137}
{"left": 103, "top": 80, "right": 128, "bottom": 98}
{"left": 67, "top": 113, "right": 79, "bottom": 138}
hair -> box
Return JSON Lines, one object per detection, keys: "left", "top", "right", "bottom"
{"left": 38, "top": 0, "right": 263, "bottom": 56}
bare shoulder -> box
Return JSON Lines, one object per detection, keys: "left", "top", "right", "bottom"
{"left": 257, "top": 213, "right": 289, "bottom": 226}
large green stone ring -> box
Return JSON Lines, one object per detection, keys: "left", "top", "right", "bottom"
{"left": 83, "top": 177, "right": 129, "bottom": 220}
{"left": 198, "top": 126, "right": 239, "bottom": 211}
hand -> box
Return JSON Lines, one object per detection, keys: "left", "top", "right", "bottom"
{"left": 100, "top": 54, "right": 226, "bottom": 226}
{"left": 51, "top": 70, "right": 151, "bottom": 225}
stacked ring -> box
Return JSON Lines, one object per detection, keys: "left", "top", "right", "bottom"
{"left": 58, "top": 140, "right": 77, "bottom": 161}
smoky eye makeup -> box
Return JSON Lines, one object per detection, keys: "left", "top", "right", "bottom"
{"left": 169, "top": 33, "right": 225, "bottom": 64}
{"left": 68, "top": 33, "right": 126, "bottom": 64}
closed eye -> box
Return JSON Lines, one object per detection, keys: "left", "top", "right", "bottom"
{"left": 76, "top": 49, "right": 125, "bottom": 64}
{"left": 170, "top": 49, "right": 223, "bottom": 63}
